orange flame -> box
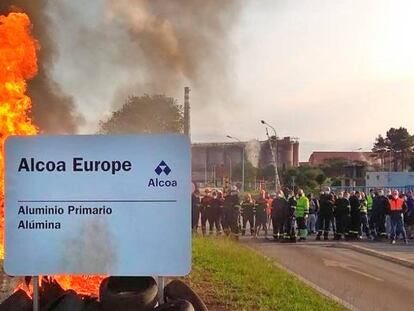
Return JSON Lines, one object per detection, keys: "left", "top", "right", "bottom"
{"left": 0, "top": 12, "right": 104, "bottom": 297}
{"left": 0, "top": 12, "right": 38, "bottom": 259}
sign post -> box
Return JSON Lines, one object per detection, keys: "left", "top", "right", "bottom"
{"left": 157, "top": 276, "right": 165, "bottom": 304}
{"left": 5, "top": 135, "right": 191, "bottom": 281}
{"left": 32, "top": 276, "right": 39, "bottom": 311}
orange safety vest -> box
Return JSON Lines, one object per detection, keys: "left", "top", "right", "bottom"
{"left": 388, "top": 198, "right": 404, "bottom": 211}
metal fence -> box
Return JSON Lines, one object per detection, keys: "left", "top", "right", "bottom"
{"left": 331, "top": 185, "right": 414, "bottom": 194}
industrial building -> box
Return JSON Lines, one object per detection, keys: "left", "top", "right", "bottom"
{"left": 308, "top": 151, "right": 379, "bottom": 166}
{"left": 191, "top": 137, "right": 299, "bottom": 185}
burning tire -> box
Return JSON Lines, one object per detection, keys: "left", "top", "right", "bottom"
{"left": 43, "top": 290, "right": 84, "bottom": 311}
{"left": 164, "top": 280, "right": 208, "bottom": 311}
{"left": 154, "top": 299, "right": 195, "bottom": 311}
{"left": 99, "top": 276, "right": 158, "bottom": 311}
{"left": 0, "top": 289, "right": 32, "bottom": 311}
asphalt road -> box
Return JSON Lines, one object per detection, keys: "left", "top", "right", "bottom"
{"left": 245, "top": 239, "right": 414, "bottom": 311}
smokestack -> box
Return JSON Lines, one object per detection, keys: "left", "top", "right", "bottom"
{"left": 184, "top": 86, "right": 190, "bottom": 139}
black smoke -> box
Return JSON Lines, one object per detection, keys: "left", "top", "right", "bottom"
{"left": 0, "top": 1, "right": 83, "bottom": 134}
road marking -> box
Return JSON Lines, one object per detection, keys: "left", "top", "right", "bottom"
{"left": 323, "top": 259, "right": 384, "bottom": 282}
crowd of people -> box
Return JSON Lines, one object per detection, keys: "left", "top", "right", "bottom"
{"left": 191, "top": 186, "right": 414, "bottom": 245}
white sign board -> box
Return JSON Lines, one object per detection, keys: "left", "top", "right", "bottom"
{"left": 5, "top": 135, "right": 191, "bottom": 276}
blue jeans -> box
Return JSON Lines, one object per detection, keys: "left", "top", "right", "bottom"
{"left": 385, "top": 215, "right": 391, "bottom": 237}
{"left": 360, "top": 213, "right": 371, "bottom": 238}
{"left": 307, "top": 214, "right": 317, "bottom": 233}
{"left": 390, "top": 213, "right": 407, "bottom": 240}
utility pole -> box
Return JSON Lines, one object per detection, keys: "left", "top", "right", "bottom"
{"left": 229, "top": 156, "right": 232, "bottom": 185}
{"left": 261, "top": 120, "right": 281, "bottom": 193}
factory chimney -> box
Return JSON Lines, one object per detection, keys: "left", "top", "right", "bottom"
{"left": 184, "top": 87, "right": 191, "bottom": 139}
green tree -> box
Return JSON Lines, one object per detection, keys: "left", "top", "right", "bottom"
{"left": 280, "top": 166, "right": 324, "bottom": 194}
{"left": 409, "top": 155, "right": 414, "bottom": 172}
{"left": 373, "top": 127, "right": 414, "bottom": 171}
{"left": 258, "top": 164, "right": 277, "bottom": 181}
{"left": 232, "top": 160, "right": 258, "bottom": 183}
{"left": 315, "top": 173, "right": 327, "bottom": 190}
{"left": 372, "top": 134, "right": 388, "bottom": 169}
{"left": 99, "top": 94, "right": 183, "bottom": 134}
{"left": 319, "top": 158, "right": 348, "bottom": 177}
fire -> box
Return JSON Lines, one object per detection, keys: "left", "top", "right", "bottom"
{"left": 53, "top": 275, "right": 105, "bottom": 296}
{"left": 0, "top": 12, "right": 38, "bottom": 259}
{"left": 0, "top": 12, "right": 104, "bottom": 297}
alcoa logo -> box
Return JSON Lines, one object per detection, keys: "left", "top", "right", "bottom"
{"left": 154, "top": 160, "right": 171, "bottom": 176}
{"left": 148, "top": 160, "right": 177, "bottom": 187}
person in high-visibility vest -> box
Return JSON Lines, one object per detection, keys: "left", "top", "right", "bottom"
{"left": 296, "top": 189, "right": 309, "bottom": 241}
{"left": 388, "top": 190, "right": 408, "bottom": 245}
{"left": 360, "top": 193, "right": 372, "bottom": 239}
{"left": 366, "top": 189, "right": 375, "bottom": 218}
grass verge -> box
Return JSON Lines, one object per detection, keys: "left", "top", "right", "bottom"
{"left": 186, "top": 236, "right": 348, "bottom": 311}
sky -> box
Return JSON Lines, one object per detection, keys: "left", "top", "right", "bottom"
{"left": 49, "top": 0, "right": 414, "bottom": 161}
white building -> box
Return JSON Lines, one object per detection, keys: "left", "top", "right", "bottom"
{"left": 366, "top": 171, "right": 414, "bottom": 189}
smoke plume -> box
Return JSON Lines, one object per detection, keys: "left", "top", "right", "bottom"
{"left": 0, "top": 0, "right": 83, "bottom": 134}
{"left": 246, "top": 139, "right": 261, "bottom": 168}
{"left": 1, "top": 1, "right": 242, "bottom": 132}
{"left": 104, "top": 0, "right": 243, "bottom": 112}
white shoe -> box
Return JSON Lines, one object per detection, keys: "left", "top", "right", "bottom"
{"left": 391, "top": 239, "right": 396, "bottom": 245}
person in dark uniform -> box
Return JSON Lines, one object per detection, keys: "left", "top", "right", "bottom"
{"left": 370, "top": 189, "right": 388, "bottom": 240}
{"left": 334, "top": 191, "right": 350, "bottom": 240}
{"left": 241, "top": 193, "right": 255, "bottom": 236}
{"left": 254, "top": 190, "right": 268, "bottom": 238}
{"left": 284, "top": 189, "right": 297, "bottom": 242}
{"left": 200, "top": 188, "right": 213, "bottom": 236}
{"left": 217, "top": 191, "right": 225, "bottom": 233}
{"left": 223, "top": 186, "right": 241, "bottom": 239}
{"left": 191, "top": 189, "right": 201, "bottom": 233}
{"left": 349, "top": 191, "right": 362, "bottom": 240}
{"left": 210, "top": 190, "right": 223, "bottom": 235}
{"left": 271, "top": 190, "right": 288, "bottom": 240}
{"left": 307, "top": 193, "right": 319, "bottom": 235}
{"left": 316, "top": 191, "right": 335, "bottom": 240}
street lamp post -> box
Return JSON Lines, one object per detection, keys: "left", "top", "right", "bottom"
{"left": 260, "top": 120, "right": 281, "bottom": 193}
{"left": 227, "top": 135, "right": 245, "bottom": 193}
{"left": 229, "top": 157, "right": 232, "bottom": 184}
